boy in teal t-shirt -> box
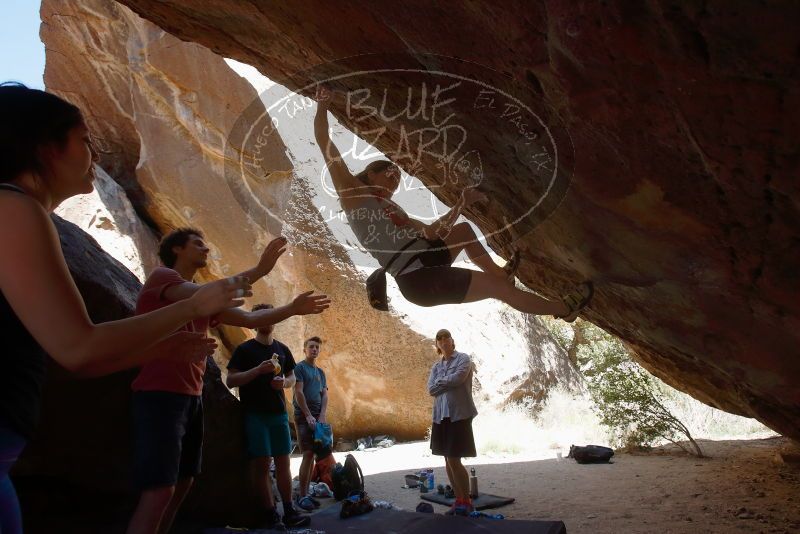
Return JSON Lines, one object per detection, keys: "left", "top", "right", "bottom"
{"left": 292, "top": 336, "right": 328, "bottom": 510}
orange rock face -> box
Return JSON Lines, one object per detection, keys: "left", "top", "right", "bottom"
{"left": 112, "top": 0, "right": 800, "bottom": 440}
{"left": 42, "top": 0, "right": 438, "bottom": 441}
{"left": 43, "top": 0, "right": 580, "bottom": 440}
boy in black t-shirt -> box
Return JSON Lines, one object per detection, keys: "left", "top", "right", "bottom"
{"left": 226, "top": 304, "right": 310, "bottom": 529}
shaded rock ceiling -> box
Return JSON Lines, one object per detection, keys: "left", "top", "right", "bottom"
{"left": 113, "top": 1, "right": 800, "bottom": 439}
{"left": 43, "top": 0, "right": 583, "bottom": 440}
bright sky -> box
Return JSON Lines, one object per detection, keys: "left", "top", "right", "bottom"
{"left": 1, "top": 0, "right": 45, "bottom": 89}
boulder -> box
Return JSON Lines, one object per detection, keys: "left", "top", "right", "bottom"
{"left": 42, "top": 0, "right": 582, "bottom": 441}
{"left": 41, "top": 0, "right": 432, "bottom": 439}
{"left": 55, "top": 164, "right": 160, "bottom": 281}
{"left": 110, "top": 0, "right": 800, "bottom": 440}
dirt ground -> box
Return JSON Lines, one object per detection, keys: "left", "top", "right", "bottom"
{"left": 298, "top": 437, "right": 800, "bottom": 534}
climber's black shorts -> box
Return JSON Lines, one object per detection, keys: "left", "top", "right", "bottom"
{"left": 394, "top": 239, "right": 472, "bottom": 306}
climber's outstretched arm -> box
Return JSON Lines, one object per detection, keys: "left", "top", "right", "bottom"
{"left": 313, "top": 86, "right": 363, "bottom": 199}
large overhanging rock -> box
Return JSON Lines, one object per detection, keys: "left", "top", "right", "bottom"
{"left": 112, "top": 0, "right": 800, "bottom": 440}
{"left": 41, "top": 0, "right": 461, "bottom": 440}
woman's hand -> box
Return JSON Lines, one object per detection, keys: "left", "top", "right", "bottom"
{"left": 315, "top": 85, "right": 333, "bottom": 109}
{"left": 188, "top": 276, "right": 251, "bottom": 317}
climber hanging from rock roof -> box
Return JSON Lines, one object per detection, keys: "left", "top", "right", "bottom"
{"left": 312, "top": 85, "right": 592, "bottom": 320}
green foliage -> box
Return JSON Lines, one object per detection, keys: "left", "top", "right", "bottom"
{"left": 543, "top": 318, "right": 704, "bottom": 456}
{"left": 543, "top": 316, "right": 573, "bottom": 353}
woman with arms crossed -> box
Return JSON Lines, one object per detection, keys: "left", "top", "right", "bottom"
{"left": 428, "top": 329, "right": 478, "bottom": 516}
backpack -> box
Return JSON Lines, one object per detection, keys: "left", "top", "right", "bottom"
{"left": 568, "top": 444, "right": 614, "bottom": 464}
{"left": 331, "top": 453, "right": 364, "bottom": 500}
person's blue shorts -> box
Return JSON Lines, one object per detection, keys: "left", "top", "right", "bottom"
{"left": 244, "top": 411, "right": 292, "bottom": 458}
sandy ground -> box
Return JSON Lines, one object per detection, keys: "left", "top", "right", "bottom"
{"left": 293, "top": 437, "right": 800, "bottom": 534}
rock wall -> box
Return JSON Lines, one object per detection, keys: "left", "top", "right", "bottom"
{"left": 43, "top": 0, "right": 580, "bottom": 433}
{"left": 55, "top": 164, "right": 159, "bottom": 281}
{"left": 41, "top": 0, "right": 433, "bottom": 440}
{"left": 111, "top": 0, "right": 800, "bottom": 440}
{"left": 223, "top": 61, "right": 581, "bottom": 413}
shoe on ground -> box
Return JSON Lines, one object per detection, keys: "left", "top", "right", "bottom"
{"left": 310, "top": 482, "right": 333, "bottom": 498}
{"left": 447, "top": 499, "right": 474, "bottom": 517}
{"left": 260, "top": 507, "right": 285, "bottom": 530}
{"left": 283, "top": 509, "right": 311, "bottom": 528}
{"left": 454, "top": 503, "right": 474, "bottom": 517}
{"left": 296, "top": 495, "right": 316, "bottom": 512}
{"left": 309, "top": 495, "right": 321, "bottom": 508}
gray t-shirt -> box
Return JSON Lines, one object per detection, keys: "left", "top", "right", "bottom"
{"left": 293, "top": 360, "right": 327, "bottom": 416}
{"left": 427, "top": 351, "right": 478, "bottom": 424}
{"left": 346, "top": 194, "right": 431, "bottom": 275}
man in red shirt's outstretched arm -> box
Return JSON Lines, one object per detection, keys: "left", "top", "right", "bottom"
{"left": 126, "top": 228, "right": 330, "bottom": 534}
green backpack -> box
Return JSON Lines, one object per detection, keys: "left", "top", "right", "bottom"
{"left": 331, "top": 453, "right": 364, "bottom": 501}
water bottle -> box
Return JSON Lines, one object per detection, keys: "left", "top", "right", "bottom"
{"left": 427, "top": 468, "right": 434, "bottom": 490}
{"left": 419, "top": 471, "right": 428, "bottom": 493}
{"left": 469, "top": 467, "right": 478, "bottom": 498}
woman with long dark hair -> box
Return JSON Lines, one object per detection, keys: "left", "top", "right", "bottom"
{"left": 313, "top": 86, "right": 592, "bottom": 318}
{"left": 0, "top": 83, "right": 250, "bottom": 533}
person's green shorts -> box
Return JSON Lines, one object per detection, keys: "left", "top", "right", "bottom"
{"left": 244, "top": 411, "right": 292, "bottom": 458}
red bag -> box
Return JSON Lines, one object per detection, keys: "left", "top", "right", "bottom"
{"left": 312, "top": 453, "right": 336, "bottom": 488}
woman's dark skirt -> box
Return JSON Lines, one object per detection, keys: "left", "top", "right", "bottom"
{"left": 430, "top": 417, "right": 476, "bottom": 458}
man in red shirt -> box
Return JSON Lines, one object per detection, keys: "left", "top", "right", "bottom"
{"left": 126, "top": 228, "right": 330, "bottom": 534}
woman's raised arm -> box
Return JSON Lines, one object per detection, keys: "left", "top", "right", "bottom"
{"left": 313, "top": 86, "right": 362, "bottom": 197}
{"left": 0, "top": 193, "right": 250, "bottom": 374}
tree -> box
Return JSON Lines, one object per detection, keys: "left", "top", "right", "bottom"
{"left": 544, "top": 318, "right": 704, "bottom": 457}
{"left": 588, "top": 353, "right": 704, "bottom": 457}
